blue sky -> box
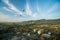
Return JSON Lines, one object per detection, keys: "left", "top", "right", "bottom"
{"left": 0, "top": 0, "right": 60, "bottom": 22}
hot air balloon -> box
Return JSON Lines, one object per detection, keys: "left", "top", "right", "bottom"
{"left": 21, "top": 9, "right": 25, "bottom": 12}
{"left": 19, "top": 9, "right": 25, "bottom": 16}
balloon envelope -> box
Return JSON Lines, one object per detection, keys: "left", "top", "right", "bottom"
{"left": 22, "top": 9, "right": 25, "bottom": 12}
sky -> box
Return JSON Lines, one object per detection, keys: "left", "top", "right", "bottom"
{"left": 0, "top": 0, "right": 60, "bottom": 22}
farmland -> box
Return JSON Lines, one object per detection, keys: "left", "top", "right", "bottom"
{"left": 0, "top": 19, "right": 60, "bottom": 40}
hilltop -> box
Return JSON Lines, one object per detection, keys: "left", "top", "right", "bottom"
{"left": 0, "top": 19, "right": 60, "bottom": 25}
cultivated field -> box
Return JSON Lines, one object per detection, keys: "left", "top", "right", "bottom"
{"left": 0, "top": 19, "right": 60, "bottom": 40}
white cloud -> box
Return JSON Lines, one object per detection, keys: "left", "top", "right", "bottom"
{"left": 2, "top": 0, "right": 38, "bottom": 20}
{"left": 36, "top": 4, "right": 42, "bottom": 14}
{"left": 47, "top": 3, "right": 58, "bottom": 14}
{"left": 36, "top": 4, "right": 44, "bottom": 18}
{"left": 3, "top": 7, "right": 13, "bottom": 13}
{"left": 25, "top": 2, "right": 38, "bottom": 18}
{"left": 25, "top": 2, "right": 32, "bottom": 16}
{"left": 0, "top": 12, "right": 25, "bottom": 22}
{"left": 3, "top": 0, "right": 36, "bottom": 17}
{"left": 0, "top": 13, "right": 11, "bottom": 22}
{"left": 3, "top": 0, "right": 23, "bottom": 15}
{"left": 32, "top": 13, "right": 37, "bottom": 18}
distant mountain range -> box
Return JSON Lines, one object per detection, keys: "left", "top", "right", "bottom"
{"left": 0, "top": 19, "right": 60, "bottom": 25}
{"left": 19, "top": 19, "right": 60, "bottom": 25}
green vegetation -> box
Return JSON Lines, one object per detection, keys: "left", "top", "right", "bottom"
{"left": 0, "top": 19, "right": 60, "bottom": 40}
